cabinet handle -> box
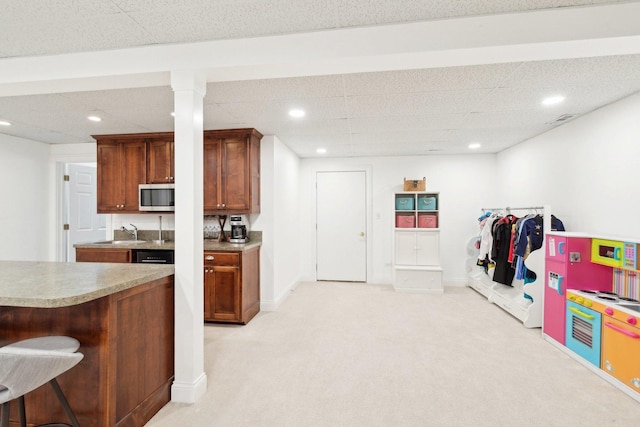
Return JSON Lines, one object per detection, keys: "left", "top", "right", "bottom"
{"left": 170, "top": 177, "right": 174, "bottom": 180}
{"left": 217, "top": 204, "right": 220, "bottom": 208}
{"left": 605, "top": 322, "right": 640, "bottom": 339}
{"left": 569, "top": 306, "right": 594, "bottom": 320}
{"left": 206, "top": 255, "right": 214, "bottom": 260}
{"left": 222, "top": 204, "right": 226, "bottom": 208}
{"left": 165, "top": 176, "right": 169, "bottom": 180}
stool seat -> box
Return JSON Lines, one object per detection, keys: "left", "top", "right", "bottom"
{"left": 0, "top": 336, "right": 83, "bottom": 427}
{"left": 3, "top": 337, "right": 80, "bottom": 354}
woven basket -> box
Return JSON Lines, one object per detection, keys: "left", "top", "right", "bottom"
{"left": 403, "top": 177, "right": 426, "bottom": 191}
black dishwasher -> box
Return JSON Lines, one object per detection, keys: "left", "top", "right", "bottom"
{"left": 135, "top": 250, "right": 174, "bottom": 264}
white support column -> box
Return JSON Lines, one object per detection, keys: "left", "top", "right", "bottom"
{"left": 170, "top": 69, "right": 207, "bottom": 403}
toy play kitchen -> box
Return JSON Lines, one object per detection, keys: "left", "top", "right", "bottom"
{"left": 566, "top": 289, "right": 640, "bottom": 395}
{"left": 544, "top": 232, "right": 640, "bottom": 402}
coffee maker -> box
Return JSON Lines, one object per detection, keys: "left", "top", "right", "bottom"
{"left": 229, "top": 215, "right": 248, "bottom": 243}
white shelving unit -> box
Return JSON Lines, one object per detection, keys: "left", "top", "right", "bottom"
{"left": 392, "top": 191, "right": 443, "bottom": 293}
{"left": 466, "top": 205, "right": 550, "bottom": 328}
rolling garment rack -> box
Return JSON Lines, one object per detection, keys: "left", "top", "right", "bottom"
{"left": 467, "top": 205, "right": 550, "bottom": 328}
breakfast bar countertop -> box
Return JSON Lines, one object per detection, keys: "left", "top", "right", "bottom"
{"left": 0, "top": 261, "right": 174, "bottom": 308}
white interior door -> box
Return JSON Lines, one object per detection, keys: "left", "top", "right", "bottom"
{"left": 316, "top": 171, "right": 367, "bottom": 282}
{"left": 66, "top": 163, "right": 107, "bottom": 261}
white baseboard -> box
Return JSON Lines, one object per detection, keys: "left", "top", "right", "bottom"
{"left": 261, "top": 278, "right": 300, "bottom": 311}
{"left": 171, "top": 372, "right": 207, "bottom": 403}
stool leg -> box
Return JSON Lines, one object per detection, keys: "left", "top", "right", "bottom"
{"left": 49, "top": 379, "right": 80, "bottom": 427}
{"left": 1, "top": 402, "right": 9, "bottom": 427}
{"left": 17, "top": 396, "right": 26, "bottom": 427}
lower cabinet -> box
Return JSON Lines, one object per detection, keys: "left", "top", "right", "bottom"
{"left": 204, "top": 246, "right": 260, "bottom": 324}
{"left": 76, "top": 248, "right": 133, "bottom": 263}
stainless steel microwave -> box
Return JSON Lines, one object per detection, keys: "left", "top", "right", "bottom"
{"left": 139, "top": 183, "right": 175, "bottom": 212}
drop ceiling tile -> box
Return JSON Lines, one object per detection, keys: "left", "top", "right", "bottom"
{"left": 64, "top": 87, "right": 174, "bottom": 111}
{"left": 0, "top": 0, "right": 121, "bottom": 25}
{"left": 335, "top": 0, "right": 617, "bottom": 27}
{"left": 478, "top": 82, "right": 640, "bottom": 113}
{"left": 502, "top": 55, "right": 640, "bottom": 88}
{"left": 349, "top": 129, "right": 447, "bottom": 145}
{"left": 343, "top": 64, "right": 521, "bottom": 96}
{"left": 217, "top": 96, "right": 347, "bottom": 123}
{"left": 0, "top": 94, "right": 89, "bottom": 114}
{"left": 348, "top": 90, "right": 492, "bottom": 117}
{"left": 0, "top": 14, "right": 154, "bottom": 57}
{"left": 349, "top": 114, "right": 466, "bottom": 132}
{"left": 265, "top": 118, "right": 351, "bottom": 136}
{"left": 208, "top": 76, "right": 345, "bottom": 103}
{"left": 127, "top": 0, "right": 338, "bottom": 44}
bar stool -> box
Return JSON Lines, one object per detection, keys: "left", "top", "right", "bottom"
{"left": 0, "top": 336, "right": 83, "bottom": 427}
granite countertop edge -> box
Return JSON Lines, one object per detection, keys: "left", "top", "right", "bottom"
{"left": 74, "top": 239, "right": 262, "bottom": 252}
{"left": 0, "top": 262, "right": 175, "bottom": 309}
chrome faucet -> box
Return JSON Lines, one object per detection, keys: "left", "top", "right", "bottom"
{"left": 121, "top": 224, "right": 138, "bottom": 240}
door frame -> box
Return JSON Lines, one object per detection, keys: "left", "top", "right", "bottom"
{"left": 51, "top": 152, "right": 113, "bottom": 262}
{"left": 313, "top": 165, "right": 373, "bottom": 283}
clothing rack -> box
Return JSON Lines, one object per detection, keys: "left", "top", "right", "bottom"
{"left": 468, "top": 204, "right": 551, "bottom": 328}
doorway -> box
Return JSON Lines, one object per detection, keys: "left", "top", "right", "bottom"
{"left": 62, "top": 163, "right": 108, "bottom": 261}
{"left": 316, "top": 170, "right": 367, "bottom": 282}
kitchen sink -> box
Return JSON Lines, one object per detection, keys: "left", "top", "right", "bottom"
{"left": 616, "top": 302, "right": 640, "bottom": 313}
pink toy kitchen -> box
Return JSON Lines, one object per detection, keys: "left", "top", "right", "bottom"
{"left": 544, "top": 232, "right": 640, "bottom": 402}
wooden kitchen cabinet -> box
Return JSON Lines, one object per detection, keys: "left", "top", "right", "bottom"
{"left": 76, "top": 248, "right": 133, "bottom": 263}
{"left": 147, "top": 137, "right": 174, "bottom": 183}
{"left": 95, "top": 135, "right": 147, "bottom": 213}
{"left": 203, "top": 128, "right": 262, "bottom": 214}
{"left": 203, "top": 246, "right": 260, "bottom": 324}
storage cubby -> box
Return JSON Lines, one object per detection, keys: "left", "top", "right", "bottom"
{"left": 392, "top": 191, "right": 442, "bottom": 293}
{"left": 393, "top": 192, "right": 439, "bottom": 229}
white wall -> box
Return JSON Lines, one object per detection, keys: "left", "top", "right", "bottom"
{"left": 497, "top": 91, "right": 640, "bottom": 238}
{"left": 252, "top": 135, "right": 301, "bottom": 309}
{"left": 0, "top": 134, "right": 50, "bottom": 260}
{"left": 298, "top": 155, "right": 498, "bottom": 286}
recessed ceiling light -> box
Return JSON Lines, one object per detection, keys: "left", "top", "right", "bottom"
{"left": 289, "top": 109, "right": 305, "bottom": 118}
{"left": 542, "top": 95, "right": 565, "bottom": 106}
{"left": 468, "top": 143, "right": 481, "bottom": 149}
{"left": 316, "top": 148, "right": 327, "bottom": 154}
{"left": 87, "top": 115, "right": 102, "bottom": 122}
{"left": 0, "top": 120, "right": 11, "bottom": 126}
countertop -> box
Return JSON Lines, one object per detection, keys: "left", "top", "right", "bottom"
{"left": 74, "top": 238, "right": 262, "bottom": 252}
{"left": 0, "top": 261, "right": 174, "bottom": 308}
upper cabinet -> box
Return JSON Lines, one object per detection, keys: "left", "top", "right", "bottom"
{"left": 203, "top": 128, "right": 262, "bottom": 214}
{"left": 95, "top": 129, "right": 261, "bottom": 214}
{"left": 147, "top": 137, "right": 174, "bottom": 184}
{"left": 95, "top": 135, "right": 147, "bottom": 213}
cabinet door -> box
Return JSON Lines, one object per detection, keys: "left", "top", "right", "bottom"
{"left": 210, "top": 266, "right": 240, "bottom": 322}
{"left": 147, "top": 139, "right": 174, "bottom": 184}
{"left": 203, "top": 252, "right": 241, "bottom": 322}
{"left": 203, "top": 138, "right": 221, "bottom": 211}
{"left": 97, "top": 140, "right": 146, "bottom": 213}
{"left": 415, "top": 232, "right": 439, "bottom": 266}
{"left": 221, "top": 137, "right": 250, "bottom": 212}
{"left": 395, "top": 231, "right": 417, "bottom": 265}
{"left": 121, "top": 141, "right": 147, "bottom": 212}
{"left": 97, "top": 142, "right": 123, "bottom": 212}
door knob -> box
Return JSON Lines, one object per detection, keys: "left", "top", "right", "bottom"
{"left": 359, "top": 232, "right": 365, "bottom": 237}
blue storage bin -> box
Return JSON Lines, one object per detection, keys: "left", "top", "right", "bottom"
{"left": 395, "top": 196, "right": 414, "bottom": 210}
{"left": 417, "top": 196, "right": 437, "bottom": 210}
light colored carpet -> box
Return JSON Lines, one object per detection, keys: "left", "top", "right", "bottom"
{"left": 146, "top": 282, "right": 640, "bottom": 426}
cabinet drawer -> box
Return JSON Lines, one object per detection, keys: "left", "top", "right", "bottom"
{"left": 204, "top": 252, "right": 239, "bottom": 266}
{"left": 76, "top": 248, "right": 132, "bottom": 263}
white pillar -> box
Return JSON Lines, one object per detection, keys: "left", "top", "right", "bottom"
{"left": 170, "top": 69, "right": 207, "bottom": 403}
